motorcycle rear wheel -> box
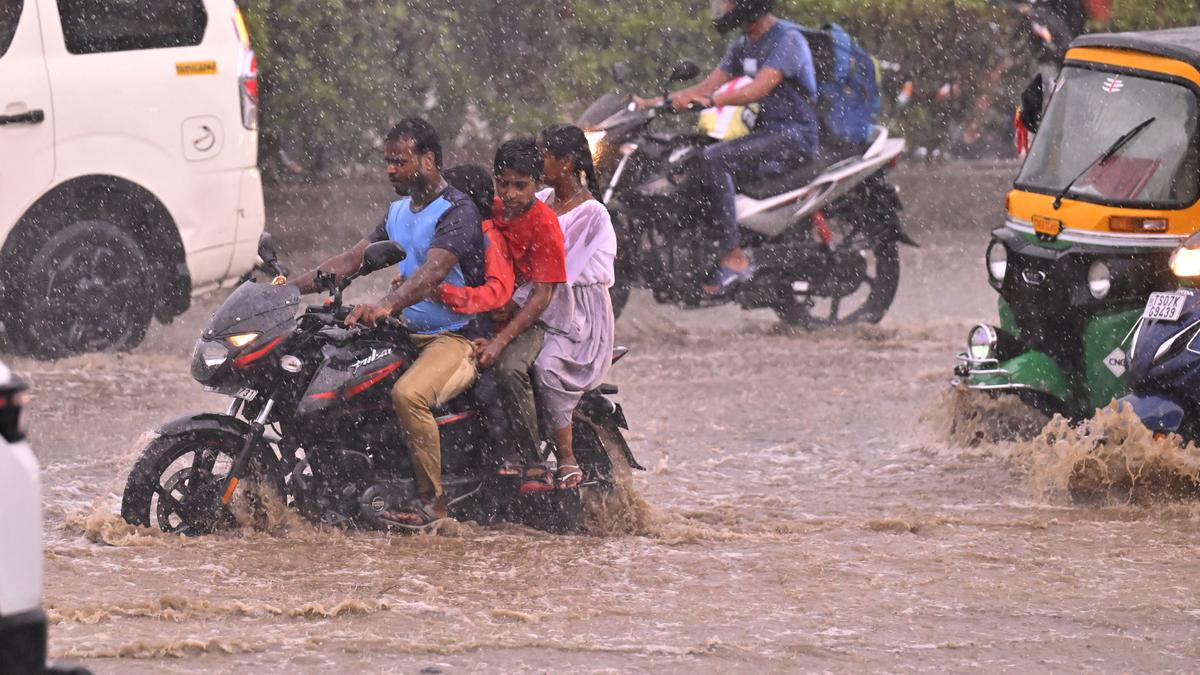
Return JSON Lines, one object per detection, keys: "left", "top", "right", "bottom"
{"left": 121, "top": 429, "right": 285, "bottom": 536}
{"left": 774, "top": 240, "right": 901, "bottom": 328}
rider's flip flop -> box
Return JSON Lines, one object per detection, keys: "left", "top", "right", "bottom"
{"left": 705, "top": 261, "right": 758, "bottom": 298}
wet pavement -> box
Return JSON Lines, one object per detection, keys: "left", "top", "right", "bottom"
{"left": 9, "top": 161, "right": 1200, "bottom": 673}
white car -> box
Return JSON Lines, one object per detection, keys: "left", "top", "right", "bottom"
{"left": 0, "top": 363, "right": 88, "bottom": 674}
{"left": 0, "top": 0, "right": 265, "bottom": 358}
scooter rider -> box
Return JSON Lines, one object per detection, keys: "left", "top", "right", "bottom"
{"left": 636, "top": 0, "right": 819, "bottom": 296}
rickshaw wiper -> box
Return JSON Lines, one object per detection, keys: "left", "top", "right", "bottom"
{"left": 1052, "top": 116, "right": 1156, "bottom": 209}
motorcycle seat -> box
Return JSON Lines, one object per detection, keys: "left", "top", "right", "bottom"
{"left": 737, "top": 156, "right": 830, "bottom": 200}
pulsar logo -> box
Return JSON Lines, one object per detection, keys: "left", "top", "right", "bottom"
{"left": 351, "top": 348, "right": 391, "bottom": 371}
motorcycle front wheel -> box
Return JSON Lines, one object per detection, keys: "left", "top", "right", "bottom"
{"left": 121, "top": 428, "right": 285, "bottom": 536}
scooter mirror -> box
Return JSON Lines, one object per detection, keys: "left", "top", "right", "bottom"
{"left": 360, "top": 241, "right": 407, "bottom": 276}
{"left": 1019, "top": 74, "right": 1045, "bottom": 133}
{"left": 667, "top": 59, "right": 701, "bottom": 83}
{"left": 612, "top": 62, "right": 630, "bottom": 86}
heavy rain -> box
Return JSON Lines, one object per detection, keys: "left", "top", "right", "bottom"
{"left": 3, "top": 0, "right": 1200, "bottom": 673}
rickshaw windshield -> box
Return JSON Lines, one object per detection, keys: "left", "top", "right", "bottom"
{"left": 1016, "top": 66, "right": 1200, "bottom": 207}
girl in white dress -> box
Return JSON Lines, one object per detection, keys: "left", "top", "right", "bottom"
{"left": 532, "top": 124, "right": 617, "bottom": 489}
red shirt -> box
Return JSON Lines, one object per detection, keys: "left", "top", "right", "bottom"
{"left": 491, "top": 198, "right": 566, "bottom": 285}
{"left": 441, "top": 219, "right": 515, "bottom": 314}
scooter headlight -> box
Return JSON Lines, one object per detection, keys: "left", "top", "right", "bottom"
{"left": 1087, "top": 261, "right": 1111, "bottom": 299}
{"left": 968, "top": 324, "right": 999, "bottom": 361}
{"left": 986, "top": 241, "right": 1007, "bottom": 282}
{"left": 1170, "top": 233, "right": 1200, "bottom": 278}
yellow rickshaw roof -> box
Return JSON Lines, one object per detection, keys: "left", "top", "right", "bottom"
{"left": 1072, "top": 27, "right": 1200, "bottom": 71}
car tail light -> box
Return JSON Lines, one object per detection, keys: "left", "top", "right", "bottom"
{"left": 233, "top": 6, "right": 257, "bottom": 130}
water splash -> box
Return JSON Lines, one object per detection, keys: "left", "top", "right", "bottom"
{"left": 1015, "top": 404, "right": 1200, "bottom": 504}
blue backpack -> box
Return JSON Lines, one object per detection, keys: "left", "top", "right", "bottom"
{"left": 805, "top": 23, "right": 881, "bottom": 147}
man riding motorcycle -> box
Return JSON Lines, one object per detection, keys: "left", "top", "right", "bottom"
{"left": 635, "top": 0, "right": 820, "bottom": 296}
{"left": 290, "top": 118, "right": 486, "bottom": 529}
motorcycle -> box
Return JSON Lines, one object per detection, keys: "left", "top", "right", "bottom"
{"left": 579, "top": 55, "right": 916, "bottom": 328}
{"left": 120, "top": 236, "right": 642, "bottom": 535}
{"left": 1117, "top": 232, "right": 1200, "bottom": 440}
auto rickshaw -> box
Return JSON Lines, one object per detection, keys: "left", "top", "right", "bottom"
{"left": 954, "top": 26, "right": 1200, "bottom": 419}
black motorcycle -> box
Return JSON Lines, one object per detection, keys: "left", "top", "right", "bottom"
{"left": 579, "top": 56, "right": 916, "bottom": 328}
{"left": 121, "top": 237, "right": 642, "bottom": 534}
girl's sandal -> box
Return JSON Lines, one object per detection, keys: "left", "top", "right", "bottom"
{"left": 556, "top": 464, "right": 583, "bottom": 490}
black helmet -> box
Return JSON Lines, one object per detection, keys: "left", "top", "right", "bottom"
{"left": 711, "top": 0, "right": 776, "bottom": 34}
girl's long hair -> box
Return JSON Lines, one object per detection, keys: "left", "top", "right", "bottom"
{"left": 538, "top": 123, "right": 603, "bottom": 203}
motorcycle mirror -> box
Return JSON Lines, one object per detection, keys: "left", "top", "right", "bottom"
{"left": 612, "top": 62, "right": 630, "bottom": 86}
{"left": 667, "top": 59, "right": 700, "bottom": 83}
{"left": 257, "top": 232, "right": 279, "bottom": 266}
{"left": 1019, "top": 74, "right": 1045, "bottom": 134}
{"left": 359, "top": 241, "right": 406, "bottom": 276}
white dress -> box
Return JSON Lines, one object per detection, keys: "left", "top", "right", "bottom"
{"left": 532, "top": 188, "right": 617, "bottom": 431}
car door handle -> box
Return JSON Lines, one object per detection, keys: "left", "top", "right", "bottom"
{"left": 0, "top": 110, "right": 45, "bottom": 126}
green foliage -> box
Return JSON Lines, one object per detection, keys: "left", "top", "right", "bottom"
{"left": 241, "top": 0, "right": 1198, "bottom": 172}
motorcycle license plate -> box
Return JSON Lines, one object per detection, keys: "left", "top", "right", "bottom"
{"left": 1142, "top": 292, "right": 1187, "bottom": 322}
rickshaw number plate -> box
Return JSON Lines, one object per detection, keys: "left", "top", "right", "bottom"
{"left": 1032, "top": 215, "right": 1064, "bottom": 240}
{"left": 1142, "top": 292, "right": 1187, "bottom": 321}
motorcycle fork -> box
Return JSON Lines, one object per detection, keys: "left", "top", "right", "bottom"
{"left": 221, "top": 397, "right": 276, "bottom": 505}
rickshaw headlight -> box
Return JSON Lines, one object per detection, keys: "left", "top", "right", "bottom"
{"left": 986, "top": 241, "right": 1007, "bottom": 282}
{"left": 1170, "top": 235, "right": 1200, "bottom": 277}
{"left": 968, "top": 324, "right": 998, "bottom": 361}
{"left": 1087, "top": 261, "right": 1111, "bottom": 299}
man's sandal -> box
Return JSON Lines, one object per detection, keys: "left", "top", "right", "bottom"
{"left": 556, "top": 463, "right": 583, "bottom": 490}
{"left": 378, "top": 496, "right": 446, "bottom": 532}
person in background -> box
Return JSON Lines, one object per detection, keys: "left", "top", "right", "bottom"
{"left": 526, "top": 124, "right": 618, "bottom": 491}
{"left": 635, "top": 0, "right": 818, "bottom": 297}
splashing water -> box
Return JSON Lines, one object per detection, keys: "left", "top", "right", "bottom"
{"left": 920, "top": 385, "right": 1050, "bottom": 447}
{"left": 1016, "top": 403, "right": 1200, "bottom": 504}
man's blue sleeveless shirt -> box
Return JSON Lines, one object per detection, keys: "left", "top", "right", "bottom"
{"left": 384, "top": 196, "right": 472, "bottom": 334}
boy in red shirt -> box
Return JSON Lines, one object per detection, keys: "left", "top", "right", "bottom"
{"left": 440, "top": 142, "right": 566, "bottom": 475}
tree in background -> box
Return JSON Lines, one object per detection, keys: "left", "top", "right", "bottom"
{"left": 240, "top": 0, "right": 1196, "bottom": 175}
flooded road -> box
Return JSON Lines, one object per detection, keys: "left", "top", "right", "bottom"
{"left": 12, "top": 162, "right": 1200, "bottom": 673}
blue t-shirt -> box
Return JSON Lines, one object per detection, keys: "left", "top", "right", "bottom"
{"left": 365, "top": 185, "right": 484, "bottom": 334}
{"left": 718, "top": 20, "right": 819, "bottom": 152}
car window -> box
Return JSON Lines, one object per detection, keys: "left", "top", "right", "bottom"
{"left": 0, "top": 0, "right": 22, "bottom": 58}
{"left": 57, "top": 0, "right": 207, "bottom": 55}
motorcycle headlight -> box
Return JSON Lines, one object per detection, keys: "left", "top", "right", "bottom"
{"left": 1087, "top": 261, "right": 1111, "bottom": 299}
{"left": 226, "top": 332, "right": 260, "bottom": 348}
{"left": 199, "top": 340, "right": 229, "bottom": 367}
{"left": 986, "top": 241, "right": 1007, "bottom": 282}
{"left": 1170, "top": 242, "right": 1200, "bottom": 278}
{"left": 968, "top": 324, "right": 998, "bottom": 361}
{"left": 584, "top": 130, "right": 607, "bottom": 160}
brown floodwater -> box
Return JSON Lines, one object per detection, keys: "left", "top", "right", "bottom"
{"left": 11, "top": 163, "right": 1200, "bottom": 673}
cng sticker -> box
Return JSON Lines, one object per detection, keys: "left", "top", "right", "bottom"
{"left": 176, "top": 60, "right": 218, "bottom": 76}
{"left": 1104, "top": 347, "right": 1127, "bottom": 378}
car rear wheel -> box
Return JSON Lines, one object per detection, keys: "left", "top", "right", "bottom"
{"left": 6, "top": 219, "right": 154, "bottom": 359}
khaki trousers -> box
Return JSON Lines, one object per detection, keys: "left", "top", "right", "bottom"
{"left": 391, "top": 332, "right": 476, "bottom": 498}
